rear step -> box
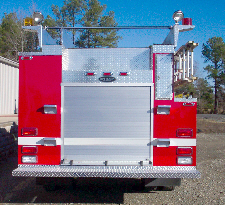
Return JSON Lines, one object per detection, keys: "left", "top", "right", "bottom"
{"left": 13, "top": 165, "right": 201, "bottom": 178}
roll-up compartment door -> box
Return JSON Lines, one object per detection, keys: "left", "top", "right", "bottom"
{"left": 62, "top": 86, "right": 151, "bottom": 165}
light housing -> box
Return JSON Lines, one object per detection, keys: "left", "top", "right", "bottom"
{"left": 86, "top": 72, "right": 96, "bottom": 76}
{"left": 119, "top": 72, "right": 129, "bottom": 76}
{"left": 21, "top": 56, "right": 33, "bottom": 60}
{"left": 182, "top": 18, "right": 192, "bottom": 25}
{"left": 177, "top": 128, "right": 193, "bottom": 138}
{"left": 22, "top": 146, "right": 38, "bottom": 154}
{"left": 103, "top": 72, "right": 113, "bottom": 76}
{"left": 21, "top": 127, "right": 38, "bottom": 136}
{"left": 173, "top": 10, "right": 184, "bottom": 24}
{"left": 177, "top": 156, "right": 192, "bottom": 165}
{"left": 32, "top": 12, "right": 44, "bottom": 24}
{"left": 177, "top": 147, "right": 193, "bottom": 155}
{"left": 24, "top": 17, "right": 34, "bottom": 26}
{"left": 22, "top": 155, "right": 37, "bottom": 163}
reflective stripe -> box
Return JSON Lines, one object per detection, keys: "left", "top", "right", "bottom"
{"left": 18, "top": 137, "right": 196, "bottom": 147}
{"left": 18, "top": 137, "right": 61, "bottom": 146}
{"left": 152, "top": 138, "right": 196, "bottom": 147}
{"left": 64, "top": 138, "right": 150, "bottom": 146}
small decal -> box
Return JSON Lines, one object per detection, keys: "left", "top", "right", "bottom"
{"left": 99, "top": 76, "right": 116, "bottom": 82}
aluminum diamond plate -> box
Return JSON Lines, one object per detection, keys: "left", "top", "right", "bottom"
{"left": 12, "top": 165, "right": 201, "bottom": 178}
{"left": 155, "top": 54, "right": 173, "bottom": 99}
{"left": 174, "top": 98, "right": 197, "bottom": 102}
{"left": 153, "top": 45, "right": 174, "bottom": 53}
{"left": 19, "top": 45, "right": 63, "bottom": 56}
{"left": 62, "top": 48, "right": 152, "bottom": 83}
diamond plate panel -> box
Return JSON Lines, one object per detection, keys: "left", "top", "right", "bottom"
{"left": 155, "top": 54, "right": 173, "bottom": 99}
{"left": 12, "top": 165, "right": 201, "bottom": 178}
{"left": 19, "top": 45, "right": 63, "bottom": 56}
{"left": 153, "top": 45, "right": 174, "bottom": 53}
{"left": 62, "top": 48, "right": 152, "bottom": 83}
{"left": 174, "top": 98, "right": 197, "bottom": 102}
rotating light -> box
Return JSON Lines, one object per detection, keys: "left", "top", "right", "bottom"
{"left": 173, "top": 10, "right": 184, "bottom": 24}
{"left": 32, "top": 12, "right": 44, "bottom": 24}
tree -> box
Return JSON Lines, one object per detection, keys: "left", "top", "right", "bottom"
{"left": 0, "top": 12, "right": 40, "bottom": 61}
{"left": 195, "top": 78, "right": 214, "bottom": 113}
{"left": 0, "top": 13, "right": 23, "bottom": 61}
{"left": 44, "top": 0, "right": 121, "bottom": 47}
{"left": 202, "top": 37, "right": 225, "bottom": 113}
{"left": 75, "top": 0, "right": 121, "bottom": 48}
{"left": 42, "top": 15, "right": 60, "bottom": 42}
{"left": 50, "top": 0, "right": 85, "bottom": 44}
{"left": 174, "top": 82, "right": 196, "bottom": 98}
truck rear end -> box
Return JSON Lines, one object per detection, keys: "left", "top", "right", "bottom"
{"left": 13, "top": 11, "right": 200, "bottom": 189}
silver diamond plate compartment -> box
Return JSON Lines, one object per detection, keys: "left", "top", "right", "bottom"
{"left": 155, "top": 54, "right": 173, "bottom": 99}
{"left": 62, "top": 48, "right": 152, "bottom": 83}
{"left": 13, "top": 165, "right": 200, "bottom": 178}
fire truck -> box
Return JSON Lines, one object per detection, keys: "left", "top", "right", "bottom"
{"left": 13, "top": 11, "right": 200, "bottom": 190}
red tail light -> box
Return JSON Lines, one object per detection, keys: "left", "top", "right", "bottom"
{"left": 183, "top": 102, "right": 195, "bottom": 106}
{"left": 22, "top": 146, "right": 38, "bottom": 154}
{"left": 21, "top": 56, "right": 33, "bottom": 60}
{"left": 177, "top": 128, "right": 193, "bottom": 138}
{"left": 21, "top": 127, "right": 38, "bottom": 136}
{"left": 177, "top": 147, "right": 193, "bottom": 155}
{"left": 103, "top": 72, "right": 112, "bottom": 76}
{"left": 119, "top": 72, "right": 129, "bottom": 76}
{"left": 86, "top": 72, "right": 96, "bottom": 76}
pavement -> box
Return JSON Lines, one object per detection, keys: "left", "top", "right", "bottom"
{"left": 0, "top": 115, "right": 18, "bottom": 131}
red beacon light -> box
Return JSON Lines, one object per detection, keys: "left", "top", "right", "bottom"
{"left": 182, "top": 18, "right": 192, "bottom": 25}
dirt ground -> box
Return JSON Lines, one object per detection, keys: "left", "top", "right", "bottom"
{"left": 197, "top": 114, "right": 225, "bottom": 133}
{"left": 0, "top": 114, "right": 224, "bottom": 204}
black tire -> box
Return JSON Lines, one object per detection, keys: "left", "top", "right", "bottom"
{"left": 43, "top": 183, "right": 57, "bottom": 191}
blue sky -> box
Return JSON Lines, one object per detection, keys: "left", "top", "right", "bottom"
{"left": 1, "top": 0, "right": 225, "bottom": 77}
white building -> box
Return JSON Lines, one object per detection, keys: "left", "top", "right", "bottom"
{"left": 0, "top": 56, "right": 19, "bottom": 115}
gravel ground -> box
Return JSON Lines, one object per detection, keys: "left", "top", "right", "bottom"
{"left": 0, "top": 115, "right": 224, "bottom": 204}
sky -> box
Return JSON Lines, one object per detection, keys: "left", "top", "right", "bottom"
{"left": 1, "top": 0, "right": 225, "bottom": 78}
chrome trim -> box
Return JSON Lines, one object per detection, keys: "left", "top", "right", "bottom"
{"left": 157, "top": 105, "right": 171, "bottom": 115}
{"left": 156, "top": 139, "right": 170, "bottom": 147}
{"left": 44, "top": 105, "right": 57, "bottom": 114}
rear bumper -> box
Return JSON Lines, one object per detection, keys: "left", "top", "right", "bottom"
{"left": 13, "top": 165, "right": 201, "bottom": 178}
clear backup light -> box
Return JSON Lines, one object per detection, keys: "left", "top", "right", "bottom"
{"left": 22, "top": 146, "right": 38, "bottom": 154}
{"left": 177, "top": 156, "right": 192, "bottom": 165}
{"left": 177, "top": 128, "right": 193, "bottom": 138}
{"left": 173, "top": 10, "right": 184, "bottom": 24}
{"left": 22, "top": 155, "right": 37, "bottom": 163}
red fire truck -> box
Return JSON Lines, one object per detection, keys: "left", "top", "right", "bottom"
{"left": 13, "top": 11, "right": 200, "bottom": 190}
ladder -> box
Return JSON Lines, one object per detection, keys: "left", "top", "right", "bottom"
{"left": 174, "top": 41, "right": 198, "bottom": 86}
